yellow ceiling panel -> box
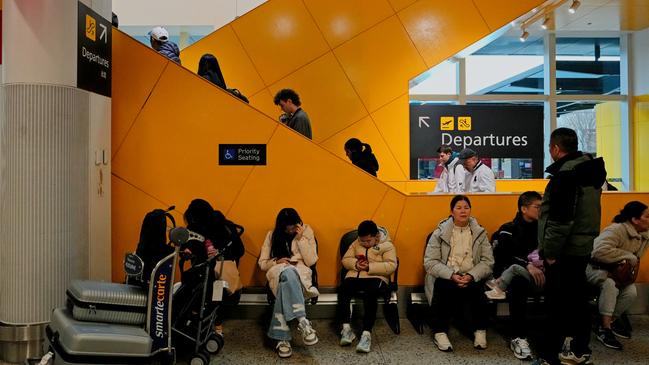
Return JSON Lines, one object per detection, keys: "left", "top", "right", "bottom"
{"left": 180, "top": 25, "right": 266, "bottom": 97}
{"left": 370, "top": 94, "right": 410, "bottom": 178}
{"left": 387, "top": 0, "right": 418, "bottom": 12}
{"left": 112, "top": 64, "right": 278, "bottom": 211}
{"left": 472, "top": 0, "right": 545, "bottom": 31}
{"left": 621, "top": 0, "right": 649, "bottom": 30}
{"left": 371, "top": 188, "right": 406, "bottom": 238}
{"left": 227, "top": 126, "right": 389, "bottom": 285}
{"left": 231, "top": 0, "right": 330, "bottom": 85}
{"left": 398, "top": 0, "right": 490, "bottom": 68}
{"left": 268, "top": 52, "right": 369, "bottom": 143}
{"left": 333, "top": 16, "right": 427, "bottom": 113}
{"left": 303, "top": 0, "right": 395, "bottom": 48}
{"left": 111, "top": 30, "right": 168, "bottom": 159}
{"left": 248, "top": 88, "right": 279, "bottom": 120}
{"left": 320, "top": 116, "right": 407, "bottom": 181}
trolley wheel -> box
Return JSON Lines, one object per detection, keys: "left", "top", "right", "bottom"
{"left": 205, "top": 333, "right": 224, "bottom": 355}
{"left": 161, "top": 348, "right": 176, "bottom": 365}
{"left": 189, "top": 352, "right": 210, "bottom": 365}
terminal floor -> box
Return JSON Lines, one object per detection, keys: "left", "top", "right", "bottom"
{"left": 190, "top": 315, "right": 649, "bottom": 365}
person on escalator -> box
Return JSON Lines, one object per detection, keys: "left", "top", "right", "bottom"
{"left": 198, "top": 54, "right": 227, "bottom": 90}
{"left": 148, "top": 26, "right": 181, "bottom": 64}
{"left": 274, "top": 89, "right": 312, "bottom": 139}
{"left": 344, "top": 138, "right": 379, "bottom": 177}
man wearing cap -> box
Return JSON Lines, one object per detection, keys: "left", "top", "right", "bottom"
{"left": 433, "top": 145, "right": 466, "bottom": 193}
{"left": 149, "top": 26, "right": 181, "bottom": 64}
{"left": 459, "top": 148, "right": 496, "bottom": 193}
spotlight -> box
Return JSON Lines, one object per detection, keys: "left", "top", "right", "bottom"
{"left": 520, "top": 29, "right": 530, "bottom": 42}
{"left": 569, "top": 0, "right": 581, "bottom": 14}
{"left": 541, "top": 16, "right": 551, "bottom": 30}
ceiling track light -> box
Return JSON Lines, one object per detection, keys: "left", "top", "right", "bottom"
{"left": 520, "top": 29, "right": 530, "bottom": 42}
{"left": 569, "top": 0, "right": 581, "bottom": 14}
{"left": 541, "top": 16, "right": 551, "bottom": 29}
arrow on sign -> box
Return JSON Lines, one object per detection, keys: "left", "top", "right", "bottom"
{"left": 418, "top": 116, "right": 430, "bottom": 128}
{"left": 99, "top": 24, "right": 107, "bottom": 43}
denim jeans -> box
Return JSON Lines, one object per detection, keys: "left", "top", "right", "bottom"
{"left": 267, "top": 267, "right": 306, "bottom": 341}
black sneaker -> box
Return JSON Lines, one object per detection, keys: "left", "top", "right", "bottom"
{"left": 596, "top": 327, "right": 623, "bottom": 350}
{"left": 611, "top": 319, "right": 631, "bottom": 339}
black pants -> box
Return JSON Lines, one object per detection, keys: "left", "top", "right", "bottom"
{"left": 539, "top": 255, "right": 591, "bottom": 363}
{"left": 431, "top": 278, "right": 488, "bottom": 333}
{"left": 508, "top": 275, "right": 533, "bottom": 338}
{"left": 337, "top": 277, "right": 387, "bottom": 332}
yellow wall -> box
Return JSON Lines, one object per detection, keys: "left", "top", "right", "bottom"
{"left": 180, "top": 0, "right": 547, "bottom": 182}
{"left": 595, "top": 101, "right": 622, "bottom": 189}
{"left": 635, "top": 95, "right": 649, "bottom": 191}
{"left": 112, "top": 30, "right": 649, "bottom": 287}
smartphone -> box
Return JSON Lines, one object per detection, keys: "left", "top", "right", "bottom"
{"left": 356, "top": 254, "right": 366, "bottom": 260}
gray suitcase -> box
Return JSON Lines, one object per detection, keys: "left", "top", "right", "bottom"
{"left": 66, "top": 280, "right": 147, "bottom": 325}
{"left": 46, "top": 308, "right": 153, "bottom": 361}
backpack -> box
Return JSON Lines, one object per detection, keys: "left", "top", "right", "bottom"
{"left": 134, "top": 207, "right": 176, "bottom": 285}
{"left": 228, "top": 88, "right": 249, "bottom": 103}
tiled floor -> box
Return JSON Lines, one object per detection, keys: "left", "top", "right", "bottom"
{"left": 195, "top": 315, "right": 649, "bottom": 365}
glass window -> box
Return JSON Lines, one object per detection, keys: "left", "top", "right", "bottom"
{"left": 555, "top": 38, "right": 620, "bottom": 95}
{"left": 409, "top": 60, "right": 457, "bottom": 97}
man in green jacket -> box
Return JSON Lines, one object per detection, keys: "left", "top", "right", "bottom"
{"left": 535, "top": 128, "right": 606, "bottom": 365}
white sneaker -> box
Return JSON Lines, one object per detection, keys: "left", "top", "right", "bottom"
{"left": 305, "top": 286, "right": 320, "bottom": 299}
{"left": 340, "top": 325, "right": 356, "bottom": 346}
{"left": 297, "top": 319, "right": 318, "bottom": 345}
{"left": 485, "top": 287, "right": 506, "bottom": 300}
{"left": 486, "top": 278, "right": 499, "bottom": 290}
{"left": 356, "top": 331, "right": 371, "bottom": 353}
{"left": 433, "top": 332, "right": 453, "bottom": 352}
{"left": 474, "top": 330, "right": 487, "bottom": 349}
{"left": 510, "top": 337, "right": 532, "bottom": 359}
{"left": 276, "top": 340, "right": 292, "bottom": 358}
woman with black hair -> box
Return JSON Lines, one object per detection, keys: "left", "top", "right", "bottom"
{"left": 258, "top": 208, "right": 319, "bottom": 358}
{"left": 344, "top": 138, "right": 379, "bottom": 177}
{"left": 197, "top": 53, "right": 227, "bottom": 90}
{"left": 424, "top": 195, "right": 494, "bottom": 352}
{"left": 587, "top": 201, "right": 649, "bottom": 350}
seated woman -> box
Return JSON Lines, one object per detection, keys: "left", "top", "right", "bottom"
{"left": 424, "top": 195, "right": 494, "bottom": 352}
{"left": 587, "top": 201, "right": 649, "bottom": 350}
{"left": 183, "top": 198, "right": 245, "bottom": 335}
{"left": 344, "top": 138, "right": 379, "bottom": 177}
{"left": 258, "top": 208, "right": 319, "bottom": 358}
{"left": 338, "top": 220, "right": 397, "bottom": 353}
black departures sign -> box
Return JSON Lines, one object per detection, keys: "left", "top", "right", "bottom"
{"left": 77, "top": 1, "right": 111, "bottom": 97}
{"left": 410, "top": 104, "right": 544, "bottom": 179}
{"left": 219, "top": 144, "right": 267, "bottom": 166}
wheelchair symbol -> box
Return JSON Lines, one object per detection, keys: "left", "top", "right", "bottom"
{"left": 224, "top": 149, "right": 235, "bottom": 160}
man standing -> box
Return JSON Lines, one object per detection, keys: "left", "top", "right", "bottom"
{"left": 148, "top": 26, "right": 181, "bottom": 64}
{"left": 434, "top": 145, "right": 466, "bottom": 193}
{"left": 274, "top": 89, "right": 312, "bottom": 139}
{"left": 458, "top": 148, "right": 496, "bottom": 193}
{"left": 489, "top": 191, "right": 543, "bottom": 360}
{"left": 536, "top": 127, "right": 606, "bottom": 365}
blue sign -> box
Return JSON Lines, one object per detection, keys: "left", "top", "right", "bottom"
{"left": 148, "top": 253, "right": 175, "bottom": 352}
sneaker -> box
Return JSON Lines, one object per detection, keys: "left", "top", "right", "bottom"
{"left": 305, "top": 286, "right": 320, "bottom": 299}
{"left": 340, "top": 326, "right": 356, "bottom": 346}
{"left": 356, "top": 331, "right": 371, "bottom": 353}
{"left": 485, "top": 287, "right": 506, "bottom": 300}
{"left": 474, "top": 330, "right": 487, "bottom": 349}
{"left": 297, "top": 319, "right": 318, "bottom": 346}
{"left": 611, "top": 319, "right": 631, "bottom": 339}
{"left": 596, "top": 327, "right": 623, "bottom": 350}
{"left": 510, "top": 337, "right": 533, "bottom": 359}
{"left": 486, "top": 278, "right": 499, "bottom": 290}
{"left": 276, "top": 340, "right": 292, "bottom": 358}
{"left": 433, "top": 332, "right": 453, "bottom": 352}
{"left": 559, "top": 351, "right": 590, "bottom": 365}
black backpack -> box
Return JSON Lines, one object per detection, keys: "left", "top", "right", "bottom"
{"left": 228, "top": 88, "right": 249, "bottom": 103}
{"left": 135, "top": 207, "right": 176, "bottom": 285}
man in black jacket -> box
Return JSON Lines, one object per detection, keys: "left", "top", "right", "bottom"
{"left": 491, "top": 191, "right": 543, "bottom": 360}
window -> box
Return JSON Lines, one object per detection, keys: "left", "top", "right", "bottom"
{"left": 556, "top": 38, "right": 620, "bottom": 95}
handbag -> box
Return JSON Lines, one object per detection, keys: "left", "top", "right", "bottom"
{"left": 215, "top": 260, "right": 243, "bottom": 294}
{"left": 607, "top": 258, "right": 640, "bottom": 288}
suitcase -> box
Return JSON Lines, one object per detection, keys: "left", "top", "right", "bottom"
{"left": 46, "top": 308, "right": 153, "bottom": 363}
{"left": 66, "top": 280, "right": 147, "bottom": 325}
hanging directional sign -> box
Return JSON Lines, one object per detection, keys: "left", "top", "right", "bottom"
{"left": 77, "top": 1, "right": 111, "bottom": 97}
{"left": 410, "top": 104, "right": 544, "bottom": 179}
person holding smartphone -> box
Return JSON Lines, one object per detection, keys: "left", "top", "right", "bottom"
{"left": 258, "top": 208, "right": 319, "bottom": 358}
{"left": 338, "top": 220, "right": 397, "bottom": 353}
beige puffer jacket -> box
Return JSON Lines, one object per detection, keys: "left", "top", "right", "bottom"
{"left": 341, "top": 226, "right": 397, "bottom": 284}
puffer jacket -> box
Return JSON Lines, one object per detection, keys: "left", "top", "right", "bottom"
{"left": 157, "top": 41, "right": 181, "bottom": 64}
{"left": 424, "top": 217, "right": 494, "bottom": 305}
{"left": 341, "top": 226, "right": 397, "bottom": 284}
{"left": 538, "top": 152, "right": 607, "bottom": 259}
{"left": 258, "top": 224, "right": 318, "bottom": 296}
{"left": 586, "top": 222, "right": 649, "bottom": 285}
{"left": 434, "top": 155, "right": 466, "bottom": 193}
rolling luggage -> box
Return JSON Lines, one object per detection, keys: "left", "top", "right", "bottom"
{"left": 66, "top": 280, "right": 147, "bottom": 325}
